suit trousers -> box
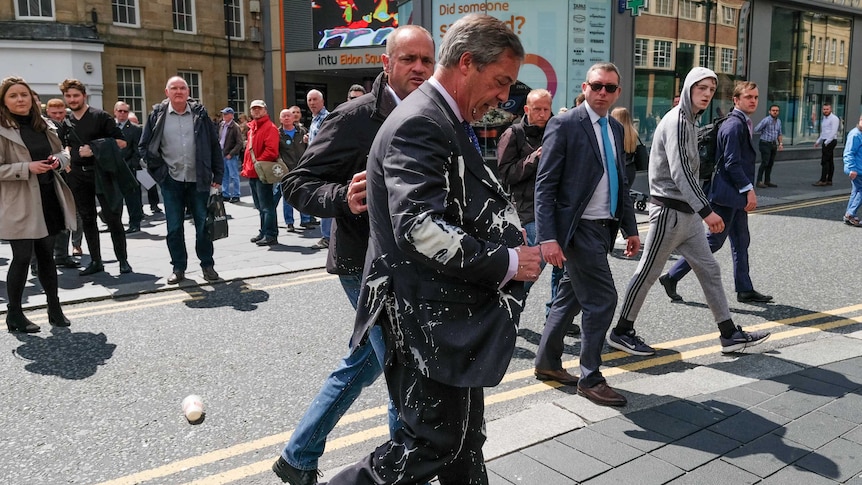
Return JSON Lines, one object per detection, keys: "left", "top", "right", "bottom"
{"left": 821, "top": 139, "right": 837, "bottom": 183}
{"left": 666, "top": 203, "right": 753, "bottom": 293}
{"left": 619, "top": 206, "right": 731, "bottom": 324}
{"left": 757, "top": 140, "right": 777, "bottom": 184}
{"left": 329, "top": 331, "right": 488, "bottom": 485}
{"left": 538, "top": 219, "right": 616, "bottom": 387}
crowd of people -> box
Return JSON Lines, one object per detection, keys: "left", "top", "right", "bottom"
{"left": 3, "top": 13, "right": 859, "bottom": 485}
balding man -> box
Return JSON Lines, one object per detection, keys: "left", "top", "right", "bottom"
{"left": 139, "top": 76, "right": 223, "bottom": 284}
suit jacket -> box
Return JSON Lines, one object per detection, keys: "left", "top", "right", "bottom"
{"left": 350, "top": 81, "right": 527, "bottom": 388}
{"left": 708, "top": 109, "right": 756, "bottom": 209}
{"left": 534, "top": 104, "right": 637, "bottom": 248}
{"left": 118, "top": 121, "right": 143, "bottom": 170}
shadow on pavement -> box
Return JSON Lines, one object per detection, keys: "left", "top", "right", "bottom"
{"left": 11, "top": 326, "right": 116, "bottom": 379}
{"left": 180, "top": 279, "right": 269, "bottom": 311}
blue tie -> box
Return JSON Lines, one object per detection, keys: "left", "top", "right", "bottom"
{"left": 462, "top": 121, "right": 482, "bottom": 155}
{"left": 598, "top": 117, "right": 618, "bottom": 216}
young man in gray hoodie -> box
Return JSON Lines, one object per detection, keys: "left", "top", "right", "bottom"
{"left": 607, "top": 67, "right": 770, "bottom": 355}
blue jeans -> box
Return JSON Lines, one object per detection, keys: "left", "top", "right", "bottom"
{"left": 159, "top": 176, "right": 213, "bottom": 272}
{"left": 282, "top": 273, "right": 398, "bottom": 471}
{"left": 249, "top": 178, "right": 278, "bottom": 238}
{"left": 847, "top": 176, "right": 862, "bottom": 217}
{"left": 272, "top": 184, "right": 311, "bottom": 225}
{"left": 321, "top": 217, "right": 332, "bottom": 239}
{"left": 222, "top": 155, "right": 241, "bottom": 198}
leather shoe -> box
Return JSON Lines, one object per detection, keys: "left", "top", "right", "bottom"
{"left": 48, "top": 307, "right": 70, "bottom": 327}
{"left": 756, "top": 181, "right": 767, "bottom": 188}
{"left": 79, "top": 261, "right": 104, "bottom": 276}
{"left": 577, "top": 381, "right": 627, "bottom": 407}
{"left": 55, "top": 256, "right": 81, "bottom": 268}
{"left": 119, "top": 261, "right": 133, "bottom": 274}
{"left": 167, "top": 271, "right": 185, "bottom": 285}
{"left": 125, "top": 226, "right": 140, "bottom": 234}
{"left": 534, "top": 368, "right": 579, "bottom": 386}
{"left": 6, "top": 311, "right": 40, "bottom": 333}
{"left": 812, "top": 180, "right": 828, "bottom": 186}
{"left": 202, "top": 267, "right": 220, "bottom": 282}
{"left": 659, "top": 273, "right": 682, "bottom": 302}
{"left": 737, "top": 290, "right": 773, "bottom": 303}
{"left": 766, "top": 182, "right": 778, "bottom": 187}
{"left": 256, "top": 236, "right": 278, "bottom": 246}
{"left": 565, "top": 323, "right": 581, "bottom": 337}
{"left": 272, "top": 456, "right": 319, "bottom": 485}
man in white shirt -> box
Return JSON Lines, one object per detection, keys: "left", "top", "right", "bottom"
{"left": 813, "top": 102, "right": 840, "bottom": 186}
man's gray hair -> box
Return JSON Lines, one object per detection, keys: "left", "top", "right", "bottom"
{"left": 437, "top": 14, "right": 524, "bottom": 70}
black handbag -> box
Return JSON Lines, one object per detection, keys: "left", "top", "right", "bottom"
{"left": 206, "top": 192, "right": 229, "bottom": 241}
{"left": 634, "top": 136, "right": 649, "bottom": 171}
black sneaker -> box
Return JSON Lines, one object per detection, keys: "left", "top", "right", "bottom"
{"left": 272, "top": 457, "right": 320, "bottom": 485}
{"left": 607, "top": 330, "right": 656, "bottom": 356}
{"left": 720, "top": 325, "right": 770, "bottom": 353}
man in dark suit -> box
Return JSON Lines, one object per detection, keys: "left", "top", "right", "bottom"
{"left": 328, "top": 14, "right": 541, "bottom": 484}
{"left": 533, "top": 62, "right": 640, "bottom": 407}
{"left": 663, "top": 81, "right": 773, "bottom": 304}
{"left": 115, "top": 101, "right": 144, "bottom": 234}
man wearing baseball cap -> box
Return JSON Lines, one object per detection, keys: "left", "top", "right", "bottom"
{"left": 219, "top": 107, "right": 243, "bottom": 202}
{"left": 241, "top": 99, "right": 281, "bottom": 245}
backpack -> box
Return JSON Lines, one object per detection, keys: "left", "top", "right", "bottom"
{"left": 696, "top": 114, "right": 730, "bottom": 180}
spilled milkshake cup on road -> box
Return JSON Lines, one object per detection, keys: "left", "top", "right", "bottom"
{"left": 182, "top": 394, "right": 204, "bottom": 423}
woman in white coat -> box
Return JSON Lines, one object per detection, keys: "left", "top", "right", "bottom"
{"left": 0, "top": 76, "right": 76, "bottom": 332}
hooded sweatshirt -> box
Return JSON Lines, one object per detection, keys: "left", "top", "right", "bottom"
{"left": 649, "top": 67, "right": 716, "bottom": 218}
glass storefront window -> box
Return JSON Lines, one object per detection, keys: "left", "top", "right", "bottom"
{"left": 634, "top": 0, "right": 747, "bottom": 144}
{"left": 767, "top": 8, "right": 851, "bottom": 145}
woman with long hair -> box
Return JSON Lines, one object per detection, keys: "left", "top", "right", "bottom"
{"left": 611, "top": 106, "right": 640, "bottom": 186}
{"left": 0, "top": 76, "right": 76, "bottom": 332}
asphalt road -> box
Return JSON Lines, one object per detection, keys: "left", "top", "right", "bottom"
{"left": 1, "top": 196, "right": 859, "bottom": 484}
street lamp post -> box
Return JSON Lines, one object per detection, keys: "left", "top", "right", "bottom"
{"left": 224, "top": 0, "right": 235, "bottom": 108}
{"left": 694, "top": 0, "right": 715, "bottom": 119}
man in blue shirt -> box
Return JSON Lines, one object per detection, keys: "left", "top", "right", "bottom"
{"left": 753, "top": 104, "right": 783, "bottom": 188}
{"left": 842, "top": 115, "right": 862, "bottom": 227}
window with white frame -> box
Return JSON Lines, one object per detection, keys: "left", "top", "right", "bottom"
{"left": 654, "top": 40, "right": 672, "bottom": 69}
{"left": 178, "top": 71, "right": 202, "bottom": 103}
{"left": 224, "top": 0, "right": 244, "bottom": 39}
{"left": 830, "top": 38, "right": 837, "bottom": 64}
{"left": 816, "top": 37, "right": 822, "bottom": 62}
{"left": 112, "top": 0, "right": 139, "bottom": 26}
{"left": 228, "top": 74, "right": 247, "bottom": 115}
{"left": 173, "top": 0, "right": 195, "bottom": 33}
{"left": 680, "top": 0, "right": 698, "bottom": 20}
{"left": 720, "top": 48, "right": 735, "bottom": 73}
{"left": 808, "top": 36, "right": 815, "bottom": 62}
{"left": 116, "top": 67, "right": 145, "bottom": 118}
{"left": 635, "top": 39, "right": 648, "bottom": 67}
{"left": 16, "top": 0, "right": 54, "bottom": 19}
{"left": 721, "top": 6, "right": 736, "bottom": 26}
{"left": 699, "top": 45, "right": 715, "bottom": 69}
{"left": 840, "top": 40, "right": 845, "bottom": 65}
{"left": 654, "top": 0, "right": 673, "bottom": 16}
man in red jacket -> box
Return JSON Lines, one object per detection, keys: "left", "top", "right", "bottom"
{"left": 241, "top": 99, "right": 281, "bottom": 246}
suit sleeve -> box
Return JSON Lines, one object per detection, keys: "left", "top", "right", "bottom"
{"left": 384, "top": 115, "right": 510, "bottom": 289}
{"left": 718, "top": 119, "right": 752, "bottom": 191}
{"left": 534, "top": 115, "right": 567, "bottom": 243}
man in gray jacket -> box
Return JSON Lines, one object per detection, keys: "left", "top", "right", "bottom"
{"left": 609, "top": 67, "right": 769, "bottom": 356}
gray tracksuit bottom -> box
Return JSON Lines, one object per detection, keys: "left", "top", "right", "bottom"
{"left": 619, "top": 204, "right": 731, "bottom": 323}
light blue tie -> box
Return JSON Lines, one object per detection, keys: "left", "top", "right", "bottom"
{"left": 598, "top": 117, "right": 618, "bottom": 216}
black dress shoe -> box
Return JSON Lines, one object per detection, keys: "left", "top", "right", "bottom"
{"left": 48, "top": 307, "right": 71, "bottom": 327}
{"left": 272, "top": 456, "right": 319, "bottom": 485}
{"left": 6, "top": 311, "right": 40, "bottom": 333}
{"left": 202, "top": 267, "right": 220, "bottom": 281}
{"left": 55, "top": 256, "right": 81, "bottom": 268}
{"left": 79, "top": 261, "right": 104, "bottom": 276}
{"left": 737, "top": 290, "right": 773, "bottom": 303}
{"left": 167, "top": 271, "right": 185, "bottom": 284}
{"left": 659, "top": 273, "right": 682, "bottom": 301}
{"left": 151, "top": 206, "right": 163, "bottom": 214}
{"left": 256, "top": 236, "right": 278, "bottom": 246}
{"left": 565, "top": 323, "right": 581, "bottom": 337}
{"left": 125, "top": 226, "right": 140, "bottom": 234}
{"left": 577, "top": 381, "right": 627, "bottom": 407}
{"left": 119, "top": 261, "right": 133, "bottom": 274}
{"left": 535, "top": 368, "right": 579, "bottom": 386}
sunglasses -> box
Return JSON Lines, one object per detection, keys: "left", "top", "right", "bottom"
{"left": 587, "top": 83, "right": 619, "bottom": 93}
{"left": 116, "top": 109, "right": 129, "bottom": 113}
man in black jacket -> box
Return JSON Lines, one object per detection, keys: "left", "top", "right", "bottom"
{"left": 218, "top": 107, "right": 244, "bottom": 202}
{"left": 115, "top": 101, "right": 144, "bottom": 234}
{"left": 274, "top": 25, "right": 436, "bottom": 485}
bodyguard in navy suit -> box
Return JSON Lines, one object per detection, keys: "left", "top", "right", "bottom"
{"left": 329, "top": 15, "right": 542, "bottom": 484}
{"left": 534, "top": 62, "right": 640, "bottom": 407}
{"left": 666, "top": 81, "right": 773, "bottom": 303}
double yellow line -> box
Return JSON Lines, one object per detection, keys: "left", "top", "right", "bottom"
{"left": 95, "top": 303, "right": 862, "bottom": 485}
